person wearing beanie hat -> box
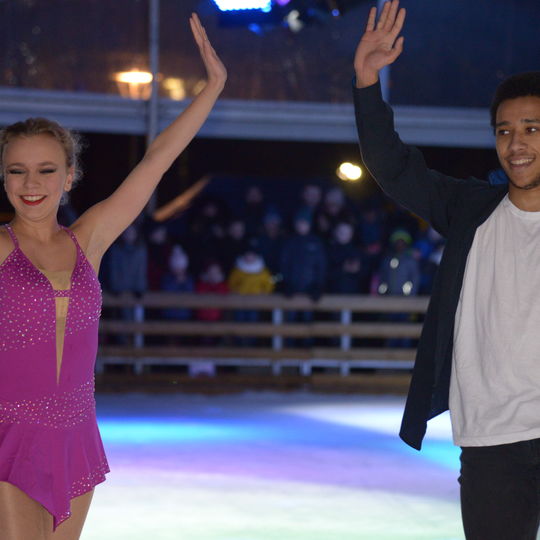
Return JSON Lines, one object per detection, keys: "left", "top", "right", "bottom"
{"left": 376, "top": 227, "right": 420, "bottom": 349}
{"left": 377, "top": 228, "right": 419, "bottom": 297}
{"left": 389, "top": 228, "right": 412, "bottom": 246}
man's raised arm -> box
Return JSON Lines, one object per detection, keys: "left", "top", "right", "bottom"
{"left": 352, "top": 1, "right": 470, "bottom": 237}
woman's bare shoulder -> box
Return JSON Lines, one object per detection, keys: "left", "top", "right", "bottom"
{"left": 69, "top": 218, "right": 94, "bottom": 254}
{"left": 69, "top": 218, "right": 103, "bottom": 273}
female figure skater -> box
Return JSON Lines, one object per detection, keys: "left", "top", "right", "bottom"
{"left": 0, "top": 14, "right": 226, "bottom": 540}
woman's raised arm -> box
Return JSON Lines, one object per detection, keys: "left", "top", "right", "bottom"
{"left": 75, "top": 14, "right": 226, "bottom": 258}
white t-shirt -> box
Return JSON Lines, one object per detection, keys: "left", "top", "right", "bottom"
{"left": 450, "top": 195, "right": 540, "bottom": 447}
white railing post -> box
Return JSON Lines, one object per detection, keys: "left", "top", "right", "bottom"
{"left": 340, "top": 309, "right": 352, "bottom": 350}
{"left": 134, "top": 302, "right": 145, "bottom": 348}
{"left": 272, "top": 308, "right": 283, "bottom": 350}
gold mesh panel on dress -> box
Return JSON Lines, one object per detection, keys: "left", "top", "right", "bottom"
{"left": 39, "top": 269, "right": 71, "bottom": 384}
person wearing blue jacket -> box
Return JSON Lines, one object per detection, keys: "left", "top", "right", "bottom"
{"left": 354, "top": 2, "right": 540, "bottom": 538}
{"left": 280, "top": 209, "right": 327, "bottom": 301}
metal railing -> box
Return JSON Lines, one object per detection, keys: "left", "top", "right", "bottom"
{"left": 98, "top": 292, "right": 428, "bottom": 376}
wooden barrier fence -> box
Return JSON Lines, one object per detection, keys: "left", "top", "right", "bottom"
{"left": 98, "top": 293, "right": 429, "bottom": 376}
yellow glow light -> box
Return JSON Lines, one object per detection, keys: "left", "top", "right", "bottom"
{"left": 115, "top": 69, "right": 153, "bottom": 84}
{"left": 114, "top": 69, "right": 153, "bottom": 99}
{"left": 163, "top": 77, "right": 186, "bottom": 100}
{"left": 337, "top": 162, "right": 362, "bottom": 182}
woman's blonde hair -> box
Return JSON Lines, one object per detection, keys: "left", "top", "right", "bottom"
{"left": 0, "top": 117, "right": 83, "bottom": 185}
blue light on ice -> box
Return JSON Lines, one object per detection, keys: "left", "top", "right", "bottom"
{"left": 99, "top": 419, "right": 257, "bottom": 444}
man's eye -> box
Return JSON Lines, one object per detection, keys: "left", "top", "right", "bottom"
{"left": 40, "top": 169, "right": 56, "bottom": 174}
{"left": 497, "top": 129, "right": 509, "bottom": 136}
{"left": 527, "top": 126, "right": 539, "bottom": 133}
{"left": 7, "top": 169, "right": 23, "bottom": 174}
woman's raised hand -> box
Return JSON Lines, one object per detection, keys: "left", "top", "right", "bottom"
{"left": 190, "top": 13, "right": 227, "bottom": 91}
{"left": 354, "top": 0, "right": 406, "bottom": 88}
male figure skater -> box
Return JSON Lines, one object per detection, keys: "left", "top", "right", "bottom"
{"left": 353, "top": 1, "right": 540, "bottom": 538}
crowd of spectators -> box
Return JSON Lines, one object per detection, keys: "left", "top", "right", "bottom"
{"left": 94, "top": 181, "right": 447, "bottom": 348}
{"left": 99, "top": 181, "right": 446, "bottom": 307}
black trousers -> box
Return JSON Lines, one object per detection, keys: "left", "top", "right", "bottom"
{"left": 459, "top": 438, "right": 540, "bottom": 540}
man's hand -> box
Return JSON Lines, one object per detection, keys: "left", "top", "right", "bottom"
{"left": 354, "top": 0, "right": 406, "bottom": 88}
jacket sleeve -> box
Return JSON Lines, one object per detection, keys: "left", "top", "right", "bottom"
{"left": 353, "top": 81, "right": 470, "bottom": 238}
{"left": 227, "top": 268, "right": 240, "bottom": 293}
{"left": 262, "top": 269, "right": 275, "bottom": 293}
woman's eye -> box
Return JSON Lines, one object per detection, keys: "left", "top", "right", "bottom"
{"left": 40, "top": 169, "right": 56, "bottom": 174}
{"left": 7, "top": 169, "right": 23, "bottom": 175}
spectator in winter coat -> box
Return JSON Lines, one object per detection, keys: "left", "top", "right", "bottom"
{"left": 412, "top": 226, "right": 445, "bottom": 295}
{"left": 105, "top": 224, "right": 148, "bottom": 296}
{"left": 220, "top": 219, "right": 249, "bottom": 274}
{"left": 102, "top": 224, "right": 148, "bottom": 344}
{"left": 253, "top": 210, "right": 285, "bottom": 279}
{"left": 281, "top": 209, "right": 327, "bottom": 301}
{"left": 195, "top": 261, "right": 228, "bottom": 323}
{"left": 377, "top": 229, "right": 420, "bottom": 297}
{"left": 185, "top": 195, "right": 228, "bottom": 276}
{"left": 160, "top": 245, "right": 194, "bottom": 321}
{"left": 377, "top": 228, "right": 420, "bottom": 348}
{"left": 228, "top": 249, "right": 274, "bottom": 296}
{"left": 241, "top": 184, "right": 267, "bottom": 237}
{"left": 228, "top": 248, "right": 274, "bottom": 345}
{"left": 292, "top": 183, "right": 322, "bottom": 226}
{"left": 326, "top": 221, "right": 364, "bottom": 294}
{"left": 146, "top": 223, "right": 173, "bottom": 291}
{"left": 281, "top": 210, "right": 327, "bottom": 346}
{"left": 358, "top": 204, "right": 385, "bottom": 292}
{"left": 315, "top": 187, "right": 355, "bottom": 239}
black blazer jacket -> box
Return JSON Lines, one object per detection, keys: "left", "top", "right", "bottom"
{"left": 353, "top": 81, "right": 508, "bottom": 450}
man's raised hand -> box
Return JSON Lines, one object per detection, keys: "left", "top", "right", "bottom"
{"left": 354, "top": 0, "right": 406, "bottom": 88}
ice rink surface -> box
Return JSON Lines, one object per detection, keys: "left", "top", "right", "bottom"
{"left": 83, "top": 392, "right": 464, "bottom": 540}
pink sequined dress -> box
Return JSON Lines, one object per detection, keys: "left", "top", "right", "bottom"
{"left": 0, "top": 224, "right": 109, "bottom": 530}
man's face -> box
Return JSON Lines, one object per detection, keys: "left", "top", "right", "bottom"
{"left": 495, "top": 96, "right": 540, "bottom": 192}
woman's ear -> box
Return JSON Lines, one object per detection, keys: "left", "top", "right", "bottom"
{"left": 64, "top": 167, "right": 75, "bottom": 192}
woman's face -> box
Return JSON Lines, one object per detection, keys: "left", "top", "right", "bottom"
{"left": 3, "top": 134, "right": 73, "bottom": 221}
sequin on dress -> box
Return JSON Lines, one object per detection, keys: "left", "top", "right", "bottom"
{"left": 0, "top": 224, "right": 109, "bottom": 530}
